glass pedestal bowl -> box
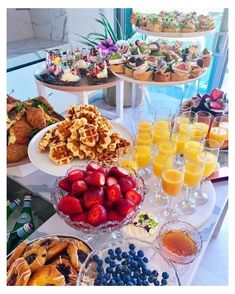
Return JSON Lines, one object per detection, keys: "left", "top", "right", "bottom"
{"left": 77, "top": 237, "right": 181, "bottom": 286}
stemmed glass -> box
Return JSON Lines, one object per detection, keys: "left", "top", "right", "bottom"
{"left": 153, "top": 107, "right": 171, "bottom": 146}
{"left": 117, "top": 142, "right": 138, "bottom": 175}
{"left": 193, "top": 111, "right": 212, "bottom": 139}
{"left": 152, "top": 141, "right": 177, "bottom": 206}
{"left": 209, "top": 115, "right": 228, "bottom": 147}
{"left": 161, "top": 155, "right": 185, "bottom": 221}
{"left": 193, "top": 139, "right": 220, "bottom": 205}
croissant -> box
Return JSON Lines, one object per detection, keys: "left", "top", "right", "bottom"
{"left": 13, "top": 118, "right": 32, "bottom": 144}
{"left": 26, "top": 106, "right": 46, "bottom": 129}
{"left": 7, "top": 144, "right": 28, "bottom": 163}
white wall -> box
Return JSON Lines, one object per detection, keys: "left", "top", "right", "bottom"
{"left": 67, "top": 8, "right": 114, "bottom": 48}
{"left": 7, "top": 9, "right": 34, "bottom": 42}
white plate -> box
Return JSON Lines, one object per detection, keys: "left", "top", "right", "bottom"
{"left": 135, "top": 27, "right": 216, "bottom": 38}
{"left": 28, "top": 121, "right": 134, "bottom": 177}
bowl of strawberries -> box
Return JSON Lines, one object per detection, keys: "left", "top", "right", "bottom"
{"left": 51, "top": 161, "right": 146, "bottom": 234}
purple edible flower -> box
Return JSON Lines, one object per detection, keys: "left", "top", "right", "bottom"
{"left": 97, "top": 38, "right": 118, "bottom": 56}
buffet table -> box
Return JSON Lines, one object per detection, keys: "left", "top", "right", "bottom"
{"left": 8, "top": 164, "right": 228, "bottom": 285}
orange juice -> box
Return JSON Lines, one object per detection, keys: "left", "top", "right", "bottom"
{"left": 136, "top": 145, "right": 151, "bottom": 168}
{"left": 190, "top": 127, "right": 205, "bottom": 141}
{"left": 184, "top": 141, "right": 203, "bottom": 161}
{"left": 153, "top": 128, "right": 170, "bottom": 144}
{"left": 136, "top": 132, "right": 152, "bottom": 146}
{"left": 202, "top": 151, "right": 217, "bottom": 177}
{"left": 209, "top": 127, "right": 227, "bottom": 146}
{"left": 172, "top": 133, "right": 188, "bottom": 154}
{"left": 152, "top": 155, "right": 172, "bottom": 179}
{"left": 193, "top": 122, "right": 209, "bottom": 137}
{"left": 219, "top": 121, "right": 228, "bottom": 140}
{"left": 120, "top": 159, "right": 138, "bottom": 173}
{"left": 154, "top": 120, "right": 169, "bottom": 130}
{"left": 184, "top": 161, "right": 204, "bottom": 187}
{"left": 179, "top": 123, "right": 190, "bottom": 135}
{"left": 138, "top": 121, "right": 152, "bottom": 134}
{"left": 158, "top": 141, "right": 176, "bottom": 156}
{"left": 162, "top": 169, "right": 184, "bottom": 196}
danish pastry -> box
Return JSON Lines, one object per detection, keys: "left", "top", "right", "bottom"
{"left": 51, "top": 256, "right": 78, "bottom": 285}
{"left": 23, "top": 247, "right": 47, "bottom": 272}
{"left": 46, "top": 240, "right": 69, "bottom": 261}
{"left": 7, "top": 241, "right": 27, "bottom": 270}
{"left": 7, "top": 257, "right": 31, "bottom": 286}
{"left": 7, "top": 144, "right": 28, "bottom": 163}
{"left": 27, "top": 265, "right": 65, "bottom": 286}
{"left": 67, "top": 240, "right": 91, "bottom": 271}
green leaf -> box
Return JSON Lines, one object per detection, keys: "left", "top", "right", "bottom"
{"left": 99, "top": 13, "right": 118, "bottom": 43}
{"left": 87, "top": 32, "right": 107, "bottom": 39}
{"left": 73, "top": 33, "right": 98, "bottom": 46}
{"left": 15, "top": 102, "right": 24, "bottom": 112}
{"left": 115, "top": 17, "right": 124, "bottom": 40}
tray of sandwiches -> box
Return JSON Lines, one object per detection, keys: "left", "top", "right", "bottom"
{"left": 28, "top": 105, "right": 133, "bottom": 177}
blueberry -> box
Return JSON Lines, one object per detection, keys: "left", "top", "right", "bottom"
{"left": 129, "top": 243, "right": 135, "bottom": 250}
{"left": 100, "top": 278, "right": 107, "bottom": 285}
{"left": 97, "top": 273, "right": 104, "bottom": 280}
{"left": 140, "top": 273, "right": 147, "bottom": 280}
{"left": 112, "top": 272, "right": 118, "bottom": 278}
{"left": 134, "top": 271, "right": 140, "bottom": 278}
{"left": 104, "top": 273, "right": 111, "bottom": 280}
{"left": 161, "top": 278, "right": 168, "bottom": 285}
{"left": 131, "top": 261, "right": 138, "bottom": 269}
{"left": 133, "top": 255, "right": 139, "bottom": 261}
{"left": 126, "top": 258, "right": 131, "bottom": 264}
{"left": 146, "top": 269, "right": 152, "bottom": 276}
{"left": 162, "top": 272, "right": 169, "bottom": 279}
{"left": 105, "top": 256, "right": 111, "bottom": 264}
{"left": 121, "top": 260, "right": 126, "bottom": 266}
{"left": 152, "top": 270, "right": 158, "bottom": 277}
{"left": 143, "top": 257, "right": 148, "bottom": 263}
{"left": 93, "top": 254, "right": 99, "bottom": 262}
{"left": 117, "top": 254, "right": 122, "bottom": 261}
{"left": 94, "top": 279, "right": 100, "bottom": 286}
{"left": 137, "top": 250, "right": 144, "bottom": 257}
{"left": 97, "top": 259, "right": 103, "bottom": 266}
{"left": 109, "top": 279, "right": 116, "bottom": 286}
{"left": 137, "top": 278, "right": 142, "bottom": 285}
{"left": 115, "top": 247, "right": 122, "bottom": 254}
{"left": 148, "top": 276, "right": 154, "bottom": 283}
{"left": 131, "top": 278, "right": 137, "bottom": 285}
{"left": 126, "top": 269, "right": 132, "bottom": 275}
{"left": 136, "top": 257, "right": 142, "bottom": 262}
{"left": 143, "top": 280, "right": 149, "bottom": 286}
{"left": 110, "top": 261, "right": 116, "bottom": 268}
{"left": 129, "top": 250, "right": 135, "bottom": 256}
{"left": 126, "top": 281, "right": 133, "bottom": 286}
{"left": 117, "top": 280, "right": 124, "bottom": 286}
{"left": 106, "top": 267, "right": 113, "bottom": 273}
{"left": 116, "top": 264, "right": 123, "bottom": 272}
{"left": 121, "top": 252, "right": 128, "bottom": 259}
{"left": 110, "top": 253, "right": 117, "bottom": 260}
{"left": 139, "top": 261, "right": 146, "bottom": 269}
{"left": 108, "top": 249, "right": 114, "bottom": 255}
{"left": 123, "top": 275, "right": 131, "bottom": 283}
{"left": 97, "top": 265, "right": 104, "bottom": 273}
{"left": 154, "top": 279, "right": 160, "bottom": 286}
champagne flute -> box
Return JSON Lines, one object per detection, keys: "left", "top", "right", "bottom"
{"left": 209, "top": 115, "right": 228, "bottom": 147}
{"left": 161, "top": 155, "right": 185, "bottom": 221}
{"left": 193, "top": 111, "right": 212, "bottom": 138}
{"left": 153, "top": 107, "right": 171, "bottom": 145}
{"left": 193, "top": 139, "right": 220, "bottom": 205}
{"left": 118, "top": 142, "right": 138, "bottom": 175}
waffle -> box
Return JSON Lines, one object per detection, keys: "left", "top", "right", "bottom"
{"left": 96, "top": 132, "right": 112, "bottom": 153}
{"left": 80, "top": 144, "right": 96, "bottom": 160}
{"left": 79, "top": 123, "right": 99, "bottom": 147}
{"left": 70, "top": 118, "right": 87, "bottom": 140}
{"left": 49, "top": 142, "right": 74, "bottom": 165}
{"left": 96, "top": 150, "right": 119, "bottom": 165}
{"left": 38, "top": 130, "right": 54, "bottom": 152}
{"left": 108, "top": 132, "right": 121, "bottom": 152}
{"left": 55, "top": 120, "right": 72, "bottom": 141}
{"left": 97, "top": 117, "right": 113, "bottom": 135}
{"left": 116, "top": 138, "right": 131, "bottom": 154}
{"left": 67, "top": 140, "right": 85, "bottom": 159}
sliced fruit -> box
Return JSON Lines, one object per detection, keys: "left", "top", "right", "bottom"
{"left": 70, "top": 211, "right": 88, "bottom": 223}
{"left": 86, "top": 162, "right": 101, "bottom": 171}
{"left": 210, "top": 88, "right": 224, "bottom": 101}
{"left": 84, "top": 170, "right": 93, "bottom": 177}
{"left": 109, "top": 166, "right": 128, "bottom": 178}
{"left": 87, "top": 204, "right": 107, "bottom": 226}
{"left": 107, "top": 184, "right": 122, "bottom": 203}
{"left": 106, "top": 176, "right": 118, "bottom": 187}
{"left": 58, "top": 196, "right": 83, "bottom": 216}
{"left": 210, "top": 101, "right": 223, "bottom": 110}
{"left": 72, "top": 180, "right": 88, "bottom": 196}
{"left": 97, "top": 167, "right": 107, "bottom": 178}
{"left": 126, "top": 176, "right": 137, "bottom": 188}
{"left": 67, "top": 169, "right": 84, "bottom": 182}
{"left": 83, "top": 187, "right": 104, "bottom": 208}
{"left": 107, "top": 210, "right": 124, "bottom": 222}
{"left": 84, "top": 172, "right": 105, "bottom": 187}
{"left": 119, "top": 177, "right": 133, "bottom": 193}
{"left": 58, "top": 177, "right": 72, "bottom": 193}
{"left": 103, "top": 200, "right": 114, "bottom": 211}
{"left": 115, "top": 199, "right": 135, "bottom": 217}
{"left": 125, "top": 189, "right": 142, "bottom": 206}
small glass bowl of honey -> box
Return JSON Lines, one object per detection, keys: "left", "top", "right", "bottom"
{"left": 157, "top": 220, "right": 202, "bottom": 264}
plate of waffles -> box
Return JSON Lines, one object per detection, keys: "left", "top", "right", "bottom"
{"left": 28, "top": 120, "right": 134, "bottom": 177}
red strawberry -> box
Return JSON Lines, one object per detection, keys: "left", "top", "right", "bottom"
{"left": 68, "top": 169, "right": 84, "bottom": 182}
{"left": 70, "top": 211, "right": 88, "bottom": 223}
{"left": 87, "top": 204, "right": 107, "bottom": 226}
{"left": 107, "top": 210, "right": 124, "bottom": 222}
{"left": 97, "top": 167, "right": 108, "bottom": 178}
{"left": 86, "top": 162, "right": 101, "bottom": 171}
{"left": 72, "top": 180, "right": 88, "bottom": 196}
{"left": 84, "top": 170, "right": 93, "bottom": 177}
{"left": 125, "top": 189, "right": 142, "bottom": 206}
{"left": 115, "top": 199, "right": 135, "bottom": 217}
{"left": 126, "top": 176, "right": 137, "bottom": 188}
{"left": 109, "top": 166, "right": 128, "bottom": 178}
{"left": 119, "top": 177, "right": 133, "bottom": 193}
{"left": 83, "top": 187, "right": 104, "bottom": 208}
{"left": 107, "top": 184, "right": 122, "bottom": 203}
{"left": 58, "top": 178, "right": 72, "bottom": 193}
{"left": 84, "top": 172, "right": 105, "bottom": 187}
{"left": 210, "top": 88, "right": 224, "bottom": 101}
{"left": 58, "top": 196, "right": 83, "bottom": 216}
{"left": 106, "top": 176, "right": 118, "bottom": 187}
{"left": 210, "top": 101, "right": 223, "bottom": 110}
{"left": 103, "top": 200, "right": 114, "bottom": 211}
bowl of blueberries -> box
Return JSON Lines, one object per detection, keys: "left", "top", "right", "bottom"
{"left": 77, "top": 237, "right": 181, "bottom": 286}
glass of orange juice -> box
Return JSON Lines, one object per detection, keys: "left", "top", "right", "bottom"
{"left": 118, "top": 143, "right": 138, "bottom": 174}
{"left": 193, "top": 139, "right": 220, "bottom": 205}
{"left": 161, "top": 155, "right": 185, "bottom": 220}
{"left": 136, "top": 132, "right": 152, "bottom": 146}
{"left": 135, "top": 143, "right": 152, "bottom": 180}
{"left": 209, "top": 115, "right": 228, "bottom": 147}
{"left": 178, "top": 156, "right": 205, "bottom": 215}
{"left": 184, "top": 140, "right": 204, "bottom": 161}
{"left": 193, "top": 111, "right": 212, "bottom": 138}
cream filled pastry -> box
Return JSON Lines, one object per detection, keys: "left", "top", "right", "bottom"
{"left": 122, "top": 211, "right": 159, "bottom": 242}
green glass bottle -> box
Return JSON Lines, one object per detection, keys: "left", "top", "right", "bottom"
{"left": 7, "top": 223, "right": 34, "bottom": 254}
{"left": 12, "top": 195, "right": 34, "bottom": 231}
{"left": 7, "top": 198, "right": 21, "bottom": 219}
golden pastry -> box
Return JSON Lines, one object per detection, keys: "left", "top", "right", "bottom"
{"left": 51, "top": 256, "right": 78, "bottom": 285}
{"left": 23, "top": 247, "right": 47, "bottom": 272}
{"left": 7, "top": 241, "right": 27, "bottom": 270}
{"left": 46, "top": 240, "right": 69, "bottom": 261}
{"left": 26, "top": 105, "right": 47, "bottom": 129}
{"left": 7, "top": 144, "right": 28, "bottom": 163}
{"left": 13, "top": 118, "right": 32, "bottom": 145}
{"left": 7, "top": 257, "right": 31, "bottom": 286}
{"left": 67, "top": 240, "right": 91, "bottom": 272}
